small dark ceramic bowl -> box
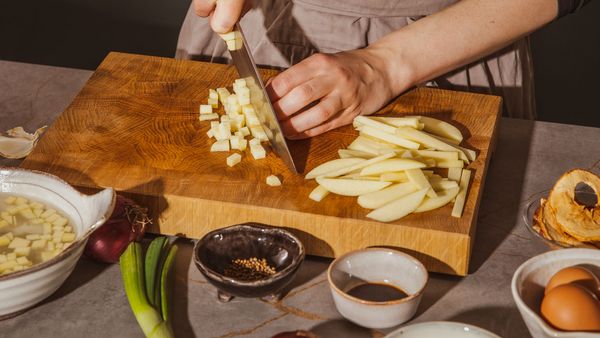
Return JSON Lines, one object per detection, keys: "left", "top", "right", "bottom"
{"left": 193, "top": 223, "right": 305, "bottom": 301}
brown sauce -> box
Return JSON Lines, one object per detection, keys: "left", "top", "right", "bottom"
{"left": 346, "top": 282, "right": 409, "bottom": 302}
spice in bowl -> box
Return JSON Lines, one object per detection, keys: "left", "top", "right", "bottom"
{"left": 223, "top": 257, "right": 276, "bottom": 281}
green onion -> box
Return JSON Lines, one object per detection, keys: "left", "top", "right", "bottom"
{"left": 120, "top": 238, "right": 176, "bottom": 338}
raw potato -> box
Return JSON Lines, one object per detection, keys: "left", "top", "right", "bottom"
{"left": 452, "top": 169, "right": 472, "bottom": 218}
{"left": 415, "top": 187, "right": 460, "bottom": 213}
{"left": 353, "top": 116, "right": 397, "bottom": 134}
{"left": 360, "top": 159, "right": 426, "bottom": 176}
{"left": 323, "top": 153, "right": 395, "bottom": 178}
{"left": 366, "top": 188, "right": 428, "bottom": 222}
{"left": 405, "top": 169, "right": 437, "bottom": 198}
{"left": 210, "top": 140, "right": 230, "bottom": 152}
{"left": 448, "top": 167, "right": 463, "bottom": 182}
{"left": 199, "top": 113, "right": 219, "bottom": 121}
{"left": 360, "top": 125, "right": 420, "bottom": 150}
{"left": 316, "top": 178, "right": 391, "bottom": 197}
{"left": 309, "top": 185, "right": 329, "bottom": 202}
{"left": 305, "top": 158, "right": 365, "bottom": 180}
{"left": 414, "top": 116, "right": 463, "bottom": 143}
{"left": 358, "top": 182, "right": 418, "bottom": 209}
{"left": 266, "top": 175, "right": 282, "bottom": 186}
{"left": 226, "top": 153, "right": 242, "bottom": 167}
{"left": 338, "top": 149, "right": 375, "bottom": 159}
{"left": 372, "top": 117, "right": 421, "bottom": 129}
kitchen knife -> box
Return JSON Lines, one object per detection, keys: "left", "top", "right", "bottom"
{"left": 227, "top": 23, "right": 298, "bottom": 173}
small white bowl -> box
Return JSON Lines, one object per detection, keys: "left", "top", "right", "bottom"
{"left": 511, "top": 248, "right": 600, "bottom": 338}
{"left": 327, "top": 248, "right": 428, "bottom": 329}
{"left": 0, "top": 168, "right": 115, "bottom": 318}
{"left": 385, "top": 321, "right": 501, "bottom": 338}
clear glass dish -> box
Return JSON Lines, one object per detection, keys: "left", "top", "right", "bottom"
{"left": 522, "top": 189, "right": 598, "bottom": 250}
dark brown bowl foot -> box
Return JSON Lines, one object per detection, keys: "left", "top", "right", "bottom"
{"left": 217, "top": 290, "right": 234, "bottom": 303}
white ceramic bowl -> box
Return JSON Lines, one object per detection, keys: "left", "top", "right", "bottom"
{"left": 0, "top": 168, "right": 115, "bottom": 318}
{"left": 385, "top": 321, "right": 501, "bottom": 338}
{"left": 327, "top": 248, "right": 428, "bottom": 329}
{"left": 512, "top": 248, "right": 600, "bottom": 338}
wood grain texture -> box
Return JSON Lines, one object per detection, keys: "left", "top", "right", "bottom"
{"left": 21, "top": 52, "right": 501, "bottom": 275}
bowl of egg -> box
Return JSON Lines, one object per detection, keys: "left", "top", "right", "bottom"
{"left": 0, "top": 167, "right": 115, "bottom": 318}
{"left": 512, "top": 248, "right": 600, "bottom": 338}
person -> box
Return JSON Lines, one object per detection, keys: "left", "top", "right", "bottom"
{"left": 176, "top": 0, "right": 589, "bottom": 139}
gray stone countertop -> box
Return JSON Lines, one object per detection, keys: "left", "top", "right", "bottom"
{"left": 0, "top": 60, "right": 599, "bottom": 338}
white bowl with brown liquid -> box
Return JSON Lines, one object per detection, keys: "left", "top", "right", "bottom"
{"left": 0, "top": 168, "right": 115, "bottom": 318}
{"left": 327, "top": 248, "right": 428, "bottom": 329}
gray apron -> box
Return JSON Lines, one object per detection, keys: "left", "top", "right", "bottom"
{"left": 176, "top": 0, "right": 536, "bottom": 119}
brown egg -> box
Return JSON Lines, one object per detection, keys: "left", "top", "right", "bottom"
{"left": 541, "top": 284, "right": 600, "bottom": 331}
{"left": 545, "top": 266, "right": 600, "bottom": 297}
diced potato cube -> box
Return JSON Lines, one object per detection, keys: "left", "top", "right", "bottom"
{"left": 239, "top": 127, "right": 251, "bottom": 137}
{"left": 42, "top": 234, "right": 51, "bottom": 240}
{"left": 31, "top": 239, "right": 47, "bottom": 249}
{"left": 199, "top": 104, "right": 213, "bottom": 115}
{"left": 19, "top": 209, "right": 36, "bottom": 220}
{"left": 15, "top": 197, "right": 28, "bottom": 205}
{"left": 249, "top": 138, "right": 261, "bottom": 146}
{"left": 5, "top": 232, "right": 13, "bottom": 240}
{"left": 6, "top": 252, "right": 16, "bottom": 260}
{"left": 41, "top": 251, "right": 55, "bottom": 262}
{"left": 62, "top": 233, "right": 76, "bottom": 243}
{"left": 234, "top": 78, "right": 247, "bottom": 87}
{"left": 29, "top": 202, "right": 44, "bottom": 209}
{"left": 209, "top": 88, "right": 218, "bottom": 99}
{"left": 0, "top": 220, "right": 8, "bottom": 229}
{"left": 53, "top": 217, "right": 68, "bottom": 227}
{"left": 8, "top": 237, "right": 30, "bottom": 249}
{"left": 230, "top": 136, "right": 247, "bottom": 151}
{"left": 0, "top": 237, "right": 9, "bottom": 247}
{"left": 25, "top": 234, "right": 40, "bottom": 241}
{"left": 4, "top": 196, "right": 16, "bottom": 205}
{"left": 210, "top": 140, "right": 230, "bottom": 152}
{"left": 16, "top": 256, "right": 31, "bottom": 266}
{"left": 208, "top": 97, "right": 219, "bottom": 108}
{"left": 266, "top": 175, "right": 282, "bottom": 186}
{"left": 199, "top": 113, "right": 219, "bottom": 121}
{"left": 242, "top": 105, "right": 255, "bottom": 115}
{"left": 250, "top": 125, "right": 268, "bottom": 141}
{"left": 41, "top": 208, "right": 57, "bottom": 218}
{"left": 33, "top": 208, "right": 44, "bottom": 217}
{"left": 12, "top": 265, "right": 24, "bottom": 272}
{"left": 43, "top": 223, "right": 52, "bottom": 234}
{"left": 31, "top": 218, "right": 45, "bottom": 225}
{"left": 206, "top": 129, "right": 214, "bottom": 139}
{"left": 45, "top": 213, "right": 60, "bottom": 223}
{"left": 52, "top": 226, "right": 64, "bottom": 232}
{"left": 238, "top": 95, "right": 251, "bottom": 106}
{"left": 46, "top": 242, "right": 55, "bottom": 251}
{"left": 14, "top": 247, "right": 30, "bottom": 257}
{"left": 226, "top": 94, "right": 238, "bottom": 106}
{"left": 0, "top": 254, "right": 5, "bottom": 263}
{"left": 217, "top": 87, "right": 230, "bottom": 103}
{"left": 250, "top": 144, "right": 266, "bottom": 160}
{"left": 0, "top": 213, "right": 12, "bottom": 225}
{"left": 226, "top": 38, "right": 243, "bottom": 51}
{"left": 220, "top": 115, "right": 230, "bottom": 122}
{"left": 234, "top": 85, "right": 249, "bottom": 97}
{"left": 246, "top": 113, "right": 260, "bottom": 126}
{"left": 7, "top": 204, "right": 29, "bottom": 215}
{"left": 64, "top": 226, "right": 73, "bottom": 233}
{"left": 0, "top": 260, "right": 17, "bottom": 272}
{"left": 226, "top": 153, "right": 242, "bottom": 167}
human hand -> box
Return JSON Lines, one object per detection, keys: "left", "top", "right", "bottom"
{"left": 267, "top": 48, "right": 405, "bottom": 139}
{"left": 193, "top": 0, "right": 250, "bottom": 33}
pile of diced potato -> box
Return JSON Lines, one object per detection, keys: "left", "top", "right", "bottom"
{"left": 305, "top": 115, "right": 475, "bottom": 222}
{"left": 199, "top": 78, "right": 274, "bottom": 168}
{"left": 0, "top": 196, "right": 75, "bottom": 275}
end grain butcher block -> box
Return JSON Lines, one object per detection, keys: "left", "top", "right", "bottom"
{"left": 21, "top": 52, "right": 501, "bottom": 276}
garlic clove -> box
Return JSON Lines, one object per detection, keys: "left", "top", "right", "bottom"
{"left": 0, "top": 126, "right": 46, "bottom": 159}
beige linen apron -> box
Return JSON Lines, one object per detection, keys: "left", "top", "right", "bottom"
{"left": 176, "top": 0, "right": 536, "bottom": 119}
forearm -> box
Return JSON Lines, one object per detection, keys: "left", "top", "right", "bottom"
{"left": 368, "top": 0, "right": 559, "bottom": 95}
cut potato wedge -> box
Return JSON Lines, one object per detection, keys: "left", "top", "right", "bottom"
{"left": 316, "top": 178, "right": 391, "bottom": 196}
{"left": 309, "top": 185, "right": 329, "bottom": 202}
{"left": 380, "top": 172, "right": 408, "bottom": 182}
{"left": 447, "top": 167, "right": 463, "bottom": 182}
{"left": 436, "top": 160, "right": 465, "bottom": 168}
{"left": 305, "top": 158, "right": 365, "bottom": 180}
{"left": 430, "top": 179, "right": 459, "bottom": 191}
{"left": 354, "top": 116, "right": 397, "bottom": 134}
{"left": 371, "top": 117, "right": 421, "bottom": 129}
{"left": 413, "top": 116, "right": 463, "bottom": 143}
{"left": 358, "top": 182, "right": 418, "bottom": 209}
{"left": 415, "top": 186, "right": 460, "bottom": 212}
{"left": 323, "top": 153, "right": 395, "bottom": 178}
{"left": 366, "top": 188, "right": 428, "bottom": 222}
{"left": 405, "top": 169, "right": 437, "bottom": 198}
{"left": 360, "top": 125, "right": 420, "bottom": 150}
{"left": 395, "top": 127, "right": 467, "bottom": 158}
{"left": 451, "top": 169, "right": 472, "bottom": 218}
{"left": 360, "top": 159, "right": 426, "bottom": 176}
{"left": 338, "top": 149, "right": 375, "bottom": 159}
{"left": 413, "top": 150, "right": 459, "bottom": 161}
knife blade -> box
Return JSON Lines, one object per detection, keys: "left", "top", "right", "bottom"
{"left": 227, "top": 23, "right": 298, "bottom": 173}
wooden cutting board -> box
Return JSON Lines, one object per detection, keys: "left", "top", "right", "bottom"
{"left": 21, "top": 52, "right": 501, "bottom": 276}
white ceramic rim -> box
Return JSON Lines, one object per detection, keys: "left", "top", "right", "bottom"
{"left": 385, "top": 321, "right": 501, "bottom": 338}
{"left": 327, "top": 247, "right": 428, "bottom": 305}
{"left": 0, "top": 167, "right": 116, "bottom": 282}
{"left": 511, "top": 248, "right": 600, "bottom": 338}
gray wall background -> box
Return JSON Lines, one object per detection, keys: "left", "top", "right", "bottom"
{"left": 1, "top": 0, "right": 598, "bottom": 127}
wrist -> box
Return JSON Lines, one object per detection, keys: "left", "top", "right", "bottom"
{"left": 363, "top": 42, "right": 417, "bottom": 97}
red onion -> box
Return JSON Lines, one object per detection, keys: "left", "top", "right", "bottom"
{"left": 84, "top": 195, "right": 150, "bottom": 263}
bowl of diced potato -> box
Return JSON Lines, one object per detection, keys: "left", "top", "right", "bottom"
{"left": 0, "top": 167, "right": 115, "bottom": 318}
